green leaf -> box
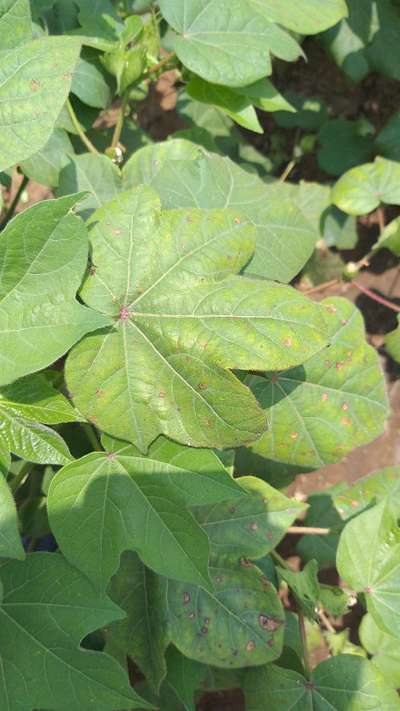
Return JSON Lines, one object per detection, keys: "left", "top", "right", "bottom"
{"left": 277, "top": 560, "right": 320, "bottom": 620}
{"left": 323, "top": 207, "right": 358, "bottom": 250}
{"left": 187, "top": 76, "right": 263, "bottom": 134}
{"left": 0, "top": 372, "right": 80, "bottom": 465}
{"left": 0, "top": 475, "right": 24, "bottom": 560}
{"left": 376, "top": 110, "right": 400, "bottom": 162}
{"left": 245, "top": 297, "right": 388, "bottom": 468}
{"left": 360, "top": 613, "right": 400, "bottom": 691}
{"left": 192, "top": 475, "right": 304, "bottom": 560}
{"left": 274, "top": 92, "right": 328, "bottom": 131}
{"left": 48, "top": 451, "right": 212, "bottom": 593}
{"left": 385, "top": 318, "right": 400, "bottom": 363}
{"left": 332, "top": 157, "right": 400, "bottom": 215}
{"left": 235, "top": 78, "right": 295, "bottom": 113}
{"left": 106, "top": 551, "right": 168, "bottom": 693}
{"left": 337, "top": 501, "right": 400, "bottom": 639}
{"left": 0, "top": 0, "right": 32, "bottom": 49}
{"left": 65, "top": 186, "right": 326, "bottom": 450}
{"left": 319, "top": 584, "right": 350, "bottom": 617}
{"left": 71, "top": 56, "right": 111, "bottom": 108}
{"left": 20, "top": 128, "right": 74, "bottom": 188}
{"left": 162, "top": 647, "right": 205, "bottom": 711}
{"left": 0, "top": 553, "right": 153, "bottom": 710}
{"left": 250, "top": 0, "right": 348, "bottom": 34}
{"left": 57, "top": 153, "right": 122, "bottom": 218}
{"left": 0, "top": 36, "right": 81, "bottom": 171}
{"left": 161, "top": 555, "right": 284, "bottom": 667}
{"left": 318, "top": 119, "right": 374, "bottom": 177}
{"left": 158, "top": 0, "right": 301, "bottom": 87}
{"left": 0, "top": 194, "right": 108, "bottom": 387}
{"left": 244, "top": 655, "right": 399, "bottom": 710}
{"left": 333, "top": 466, "right": 400, "bottom": 520}
{"left": 373, "top": 216, "right": 400, "bottom": 256}
{"left": 125, "top": 150, "right": 319, "bottom": 283}
{"left": 318, "top": 0, "right": 373, "bottom": 83}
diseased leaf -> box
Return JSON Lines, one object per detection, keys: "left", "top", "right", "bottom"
{"left": 106, "top": 551, "right": 168, "bottom": 693}
{"left": 332, "top": 157, "right": 400, "bottom": 215}
{"left": 245, "top": 298, "right": 388, "bottom": 469}
{"left": 0, "top": 553, "right": 153, "bottom": 710}
{"left": 333, "top": 466, "right": 400, "bottom": 520}
{"left": 124, "top": 149, "right": 318, "bottom": 283}
{"left": 0, "top": 475, "right": 24, "bottom": 560}
{"left": 0, "top": 0, "right": 31, "bottom": 49}
{"left": 65, "top": 186, "right": 326, "bottom": 450}
{"left": 0, "top": 194, "right": 108, "bottom": 387}
{"left": 192, "top": 475, "right": 304, "bottom": 560}
{"left": 244, "top": 655, "right": 399, "bottom": 710}
{"left": 158, "top": 0, "right": 301, "bottom": 88}
{"left": 161, "top": 556, "right": 285, "bottom": 668}
{"left": 360, "top": 613, "right": 400, "bottom": 691}
{"left": 337, "top": 501, "right": 400, "bottom": 639}
{"left": 48, "top": 450, "right": 213, "bottom": 593}
{"left": 0, "top": 36, "right": 81, "bottom": 171}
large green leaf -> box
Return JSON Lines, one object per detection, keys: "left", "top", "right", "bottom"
{"left": 48, "top": 451, "right": 213, "bottom": 593}
{"left": 158, "top": 0, "right": 301, "bottom": 88}
{"left": 0, "top": 475, "right": 24, "bottom": 560}
{"left": 251, "top": 0, "right": 348, "bottom": 34}
{"left": 332, "top": 157, "right": 400, "bottom": 215}
{"left": 161, "top": 556, "right": 284, "bottom": 667}
{"left": 124, "top": 149, "right": 318, "bottom": 283}
{"left": 0, "top": 0, "right": 31, "bottom": 50}
{"left": 0, "top": 373, "right": 79, "bottom": 465}
{"left": 337, "top": 501, "right": 400, "bottom": 639}
{"left": 360, "top": 613, "right": 400, "bottom": 691}
{"left": 245, "top": 298, "right": 388, "bottom": 469}
{"left": 0, "top": 553, "right": 152, "bottom": 710}
{"left": 244, "top": 655, "right": 399, "bottom": 710}
{"left": 65, "top": 186, "right": 326, "bottom": 450}
{"left": 106, "top": 551, "right": 168, "bottom": 693}
{"left": 0, "top": 36, "right": 81, "bottom": 171}
{"left": 192, "top": 475, "right": 304, "bottom": 559}
{"left": 0, "top": 194, "right": 108, "bottom": 387}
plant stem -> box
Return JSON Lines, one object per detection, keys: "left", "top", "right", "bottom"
{"left": 146, "top": 52, "right": 176, "bottom": 77}
{"left": 377, "top": 206, "right": 385, "bottom": 235}
{"left": 67, "top": 99, "right": 99, "bottom": 155}
{"left": 81, "top": 423, "right": 102, "bottom": 451}
{"left": 353, "top": 281, "right": 400, "bottom": 313}
{"left": 287, "top": 526, "right": 331, "bottom": 535}
{"left": 304, "top": 279, "right": 340, "bottom": 295}
{"left": 111, "top": 93, "right": 129, "bottom": 149}
{"left": 9, "top": 461, "right": 31, "bottom": 494}
{"left": 318, "top": 609, "right": 336, "bottom": 634}
{"left": 0, "top": 175, "right": 29, "bottom": 230}
{"left": 298, "top": 611, "right": 311, "bottom": 678}
{"left": 27, "top": 537, "right": 39, "bottom": 553}
{"left": 280, "top": 159, "right": 296, "bottom": 182}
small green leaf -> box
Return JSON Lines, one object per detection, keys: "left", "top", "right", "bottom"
{"left": 337, "top": 500, "right": 400, "bottom": 638}
{"left": 373, "top": 216, "right": 400, "bottom": 256}
{"left": 0, "top": 36, "right": 81, "bottom": 171}
{"left": 187, "top": 77, "right": 263, "bottom": 133}
{"left": 319, "top": 584, "right": 350, "bottom": 617}
{"left": 66, "top": 186, "right": 326, "bottom": 450}
{"left": 106, "top": 551, "right": 168, "bottom": 693}
{"left": 246, "top": 298, "right": 388, "bottom": 468}
{"left": 48, "top": 451, "right": 212, "bottom": 593}
{"left": 57, "top": 153, "right": 123, "bottom": 218}
{"left": 244, "top": 655, "right": 399, "bottom": 710}
{"left": 0, "top": 553, "right": 153, "bottom": 710}
{"left": 158, "top": 0, "right": 301, "bottom": 88}
{"left": 71, "top": 56, "right": 112, "bottom": 108}
{"left": 277, "top": 560, "right": 320, "bottom": 620}
{"left": 332, "top": 157, "right": 400, "bottom": 215}
{"left": 234, "top": 78, "right": 295, "bottom": 113}
{"left": 318, "top": 119, "right": 374, "bottom": 177}
{"left": 0, "top": 0, "right": 32, "bottom": 49}
{"left": 162, "top": 647, "right": 205, "bottom": 711}
{"left": 0, "top": 194, "right": 109, "bottom": 387}
{"left": 385, "top": 318, "right": 400, "bottom": 363}
{"left": 360, "top": 613, "right": 400, "bottom": 691}
{"left": 192, "top": 475, "right": 304, "bottom": 559}
{"left": 162, "top": 555, "right": 285, "bottom": 668}
{"left": 20, "top": 128, "right": 74, "bottom": 188}
{"left": 0, "top": 475, "right": 24, "bottom": 560}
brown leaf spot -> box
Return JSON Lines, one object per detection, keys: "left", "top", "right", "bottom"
{"left": 186, "top": 214, "right": 193, "bottom": 222}
{"left": 350, "top": 499, "right": 359, "bottom": 508}
{"left": 234, "top": 217, "right": 241, "bottom": 224}
{"left": 324, "top": 303, "right": 337, "bottom": 314}
{"left": 283, "top": 336, "right": 293, "bottom": 348}
{"left": 342, "top": 402, "right": 349, "bottom": 411}
{"left": 266, "top": 531, "right": 273, "bottom": 541}
{"left": 95, "top": 388, "right": 104, "bottom": 396}
{"left": 158, "top": 390, "right": 166, "bottom": 399}
{"left": 271, "top": 373, "right": 279, "bottom": 383}
{"left": 204, "top": 617, "right": 210, "bottom": 625}
{"left": 188, "top": 612, "right": 195, "bottom": 619}
{"left": 30, "top": 79, "right": 40, "bottom": 91}
{"left": 240, "top": 557, "right": 253, "bottom": 568}
{"left": 89, "top": 266, "right": 97, "bottom": 276}
{"left": 183, "top": 592, "right": 190, "bottom": 605}
{"left": 322, "top": 393, "right": 329, "bottom": 402}
{"left": 197, "top": 382, "right": 208, "bottom": 390}
{"left": 249, "top": 522, "right": 258, "bottom": 531}
{"left": 113, "top": 228, "right": 122, "bottom": 236}
{"left": 364, "top": 586, "right": 373, "bottom": 594}
{"left": 229, "top": 506, "right": 236, "bottom": 514}
{"left": 200, "top": 626, "right": 208, "bottom": 635}
{"left": 335, "top": 360, "right": 344, "bottom": 370}
{"left": 259, "top": 614, "right": 281, "bottom": 631}
{"left": 290, "top": 431, "right": 298, "bottom": 440}
{"left": 341, "top": 319, "right": 348, "bottom": 326}
{"left": 246, "top": 640, "right": 255, "bottom": 652}
{"left": 341, "top": 417, "right": 351, "bottom": 426}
